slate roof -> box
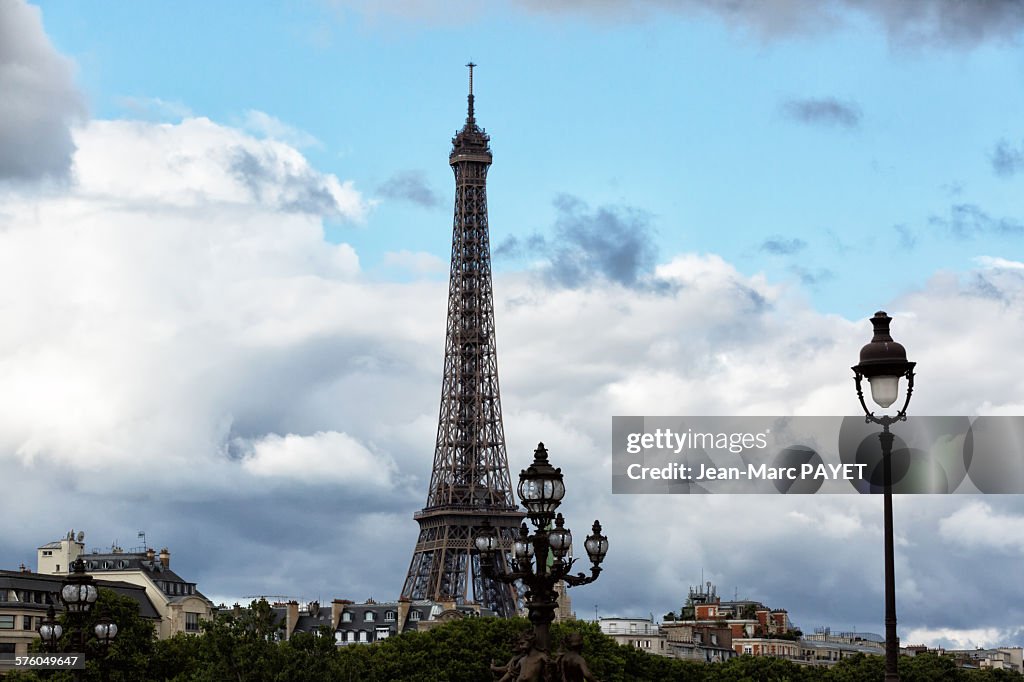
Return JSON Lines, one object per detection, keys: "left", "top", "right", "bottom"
{"left": 79, "top": 552, "right": 209, "bottom": 603}
{"left": 0, "top": 569, "right": 160, "bottom": 619}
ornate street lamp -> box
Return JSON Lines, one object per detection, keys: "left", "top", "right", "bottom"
{"left": 94, "top": 617, "right": 118, "bottom": 645}
{"left": 60, "top": 558, "right": 99, "bottom": 615}
{"left": 38, "top": 557, "right": 118, "bottom": 681}
{"left": 93, "top": 615, "right": 120, "bottom": 682}
{"left": 853, "top": 311, "right": 915, "bottom": 682}
{"left": 38, "top": 605, "right": 63, "bottom": 652}
{"left": 476, "top": 443, "right": 608, "bottom": 660}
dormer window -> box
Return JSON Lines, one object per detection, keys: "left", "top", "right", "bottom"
{"left": 364, "top": 611, "right": 375, "bottom": 622}
{"left": 409, "top": 610, "right": 421, "bottom": 621}
{"left": 384, "top": 611, "right": 396, "bottom": 622}
{"left": 342, "top": 611, "right": 352, "bottom": 623}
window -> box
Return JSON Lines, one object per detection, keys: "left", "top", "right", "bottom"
{"left": 358, "top": 630, "right": 369, "bottom": 643}
{"left": 55, "top": 565, "right": 60, "bottom": 572}
{"left": 42, "top": 551, "right": 52, "bottom": 556}
{"left": 185, "top": 612, "right": 200, "bottom": 632}
{"left": 384, "top": 611, "right": 396, "bottom": 622}
{"left": 0, "top": 643, "right": 14, "bottom": 660}
{"left": 23, "top": 615, "right": 32, "bottom": 630}
{"left": 375, "top": 627, "right": 390, "bottom": 640}
{"left": 409, "top": 610, "right": 421, "bottom": 621}
{"left": 341, "top": 611, "right": 352, "bottom": 623}
{"left": 364, "top": 611, "right": 375, "bottom": 622}
{"left": 630, "top": 623, "right": 637, "bottom": 633}
{"left": 0, "top": 615, "right": 13, "bottom": 630}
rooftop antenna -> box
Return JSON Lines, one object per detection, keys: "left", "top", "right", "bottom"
{"left": 465, "top": 61, "right": 476, "bottom": 125}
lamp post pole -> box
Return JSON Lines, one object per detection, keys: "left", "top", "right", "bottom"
{"left": 475, "top": 443, "right": 608, "bottom": 668}
{"left": 852, "top": 311, "right": 915, "bottom": 682}
{"left": 38, "top": 557, "right": 117, "bottom": 682}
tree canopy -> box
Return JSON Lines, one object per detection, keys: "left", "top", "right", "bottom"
{"left": 6, "top": 603, "right": 1022, "bottom": 681}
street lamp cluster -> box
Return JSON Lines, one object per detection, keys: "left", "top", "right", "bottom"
{"left": 38, "top": 557, "right": 119, "bottom": 680}
{"left": 852, "top": 310, "right": 916, "bottom": 682}
{"left": 476, "top": 311, "right": 915, "bottom": 682}
{"left": 475, "top": 442, "right": 608, "bottom": 655}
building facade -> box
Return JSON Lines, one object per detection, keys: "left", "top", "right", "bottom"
{"left": 266, "top": 597, "right": 493, "bottom": 645}
{"left": 37, "top": 532, "right": 213, "bottom": 639}
{"left": 0, "top": 567, "right": 158, "bottom": 673}
{"left": 598, "top": 617, "right": 668, "bottom": 656}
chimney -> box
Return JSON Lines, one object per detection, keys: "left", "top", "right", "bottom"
{"left": 397, "top": 597, "right": 411, "bottom": 633}
{"left": 146, "top": 548, "right": 155, "bottom": 563}
{"left": 158, "top": 548, "right": 170, "bottom": 568}
{"left": 285, "top": 601, "right": 299, "bottom": 640}
{"left": 232, "top": 603, "right": 242, "bottom": 618}
{"left": 18, "top": 563, "right": 29, "bottom": 573}
{"left": 331, "top": 600, "right": 346, "bottom": 630}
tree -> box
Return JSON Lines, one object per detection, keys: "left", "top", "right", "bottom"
{"left": 5, "top": 588, "right": 157, "bottom": 682}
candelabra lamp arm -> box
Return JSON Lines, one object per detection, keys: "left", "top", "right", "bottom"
{"left": 853, "top": 372, "right": 877, "bottom": 424}
{"left": 562, "top": 565, "right": 602, "bottom": 588}
{"left": 896, "top": 368, "right": 915, "bottom": 421}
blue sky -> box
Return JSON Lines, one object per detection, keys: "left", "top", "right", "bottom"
{"left": 4, "top": 0, "right": 1024, "bottom": 650}
{"left": 36, "top": 0, "right": 1024, "bottom": 316}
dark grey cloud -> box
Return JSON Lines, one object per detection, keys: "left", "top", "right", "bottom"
{"left": 782, "top": 97, "right": 861, "bottom": 129}
{"left": 929, "top": 203, "right": 1024, "bottom": 239}
{"left": 0, "top": 0, "right": 86, "bottom": 182}
{"left": 493, "top": 233, "right": 547, "bottom": 260}
{"left": 760, "top": 235, "right": 808, "bottom": 255}
{"left": 493, "top": 235, "right": 522, "bottom": 259}
{"left": 789, "top": 265, "right": 834, "bottom": 286}
{"left": 512, "top": 0, "right": 1024, "bottom": 48}
{"left": 500, "top": 194, "right": 658, "bottom": 288}
{"left": 992, "top": 139, "right": 1024, "bottom": 177}
{"left": 376, "top": 170, "right": 441, "bottom": 208}
{"left": 230, "top": 148, "right": 345, "bottom": 216}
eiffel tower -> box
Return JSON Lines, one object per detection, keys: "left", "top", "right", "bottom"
{"left": 400, "top": 64, "right": 524, "bottom": 617}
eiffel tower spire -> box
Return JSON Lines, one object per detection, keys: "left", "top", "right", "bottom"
{"left": 400, "top": 65, "right": 524, "bottom": 617}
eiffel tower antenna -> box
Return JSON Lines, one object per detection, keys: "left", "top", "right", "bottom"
{"left": 400, "top": 64, "right": 524, "bottom": 616}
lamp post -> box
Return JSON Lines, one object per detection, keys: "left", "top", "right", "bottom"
{"left": 852, "top": 311, "right": 915, "bottom": 682}
{"left": 38, "top": 557, "right": 118, "bottom": 681}
{"left": 93, "top": 617, "right": 119, "bottom": 682}
{"left": 475, "top": 442, "right": 608, "bottom": 658}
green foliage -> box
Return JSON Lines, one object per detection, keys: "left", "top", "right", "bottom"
{"left": 5, "top": 588, "right": 157, "bottom": 682}
{"left": 12, "top": 604, "right": 1024, "bottom": 682}
{"left": 740, "top": 604, "right": 760, "bottom": 620}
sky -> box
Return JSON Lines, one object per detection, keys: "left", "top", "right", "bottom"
{"left": 2, "top": 0, "right": 1024, "bottom": 651}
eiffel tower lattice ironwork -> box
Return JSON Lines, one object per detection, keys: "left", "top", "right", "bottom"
{"left": 400, "top": 64, "right": 524, "bottom": 617}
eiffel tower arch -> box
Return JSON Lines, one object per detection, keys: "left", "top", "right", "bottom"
{"left": 400, "top": 64, "right": 524, "bottom": 617}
